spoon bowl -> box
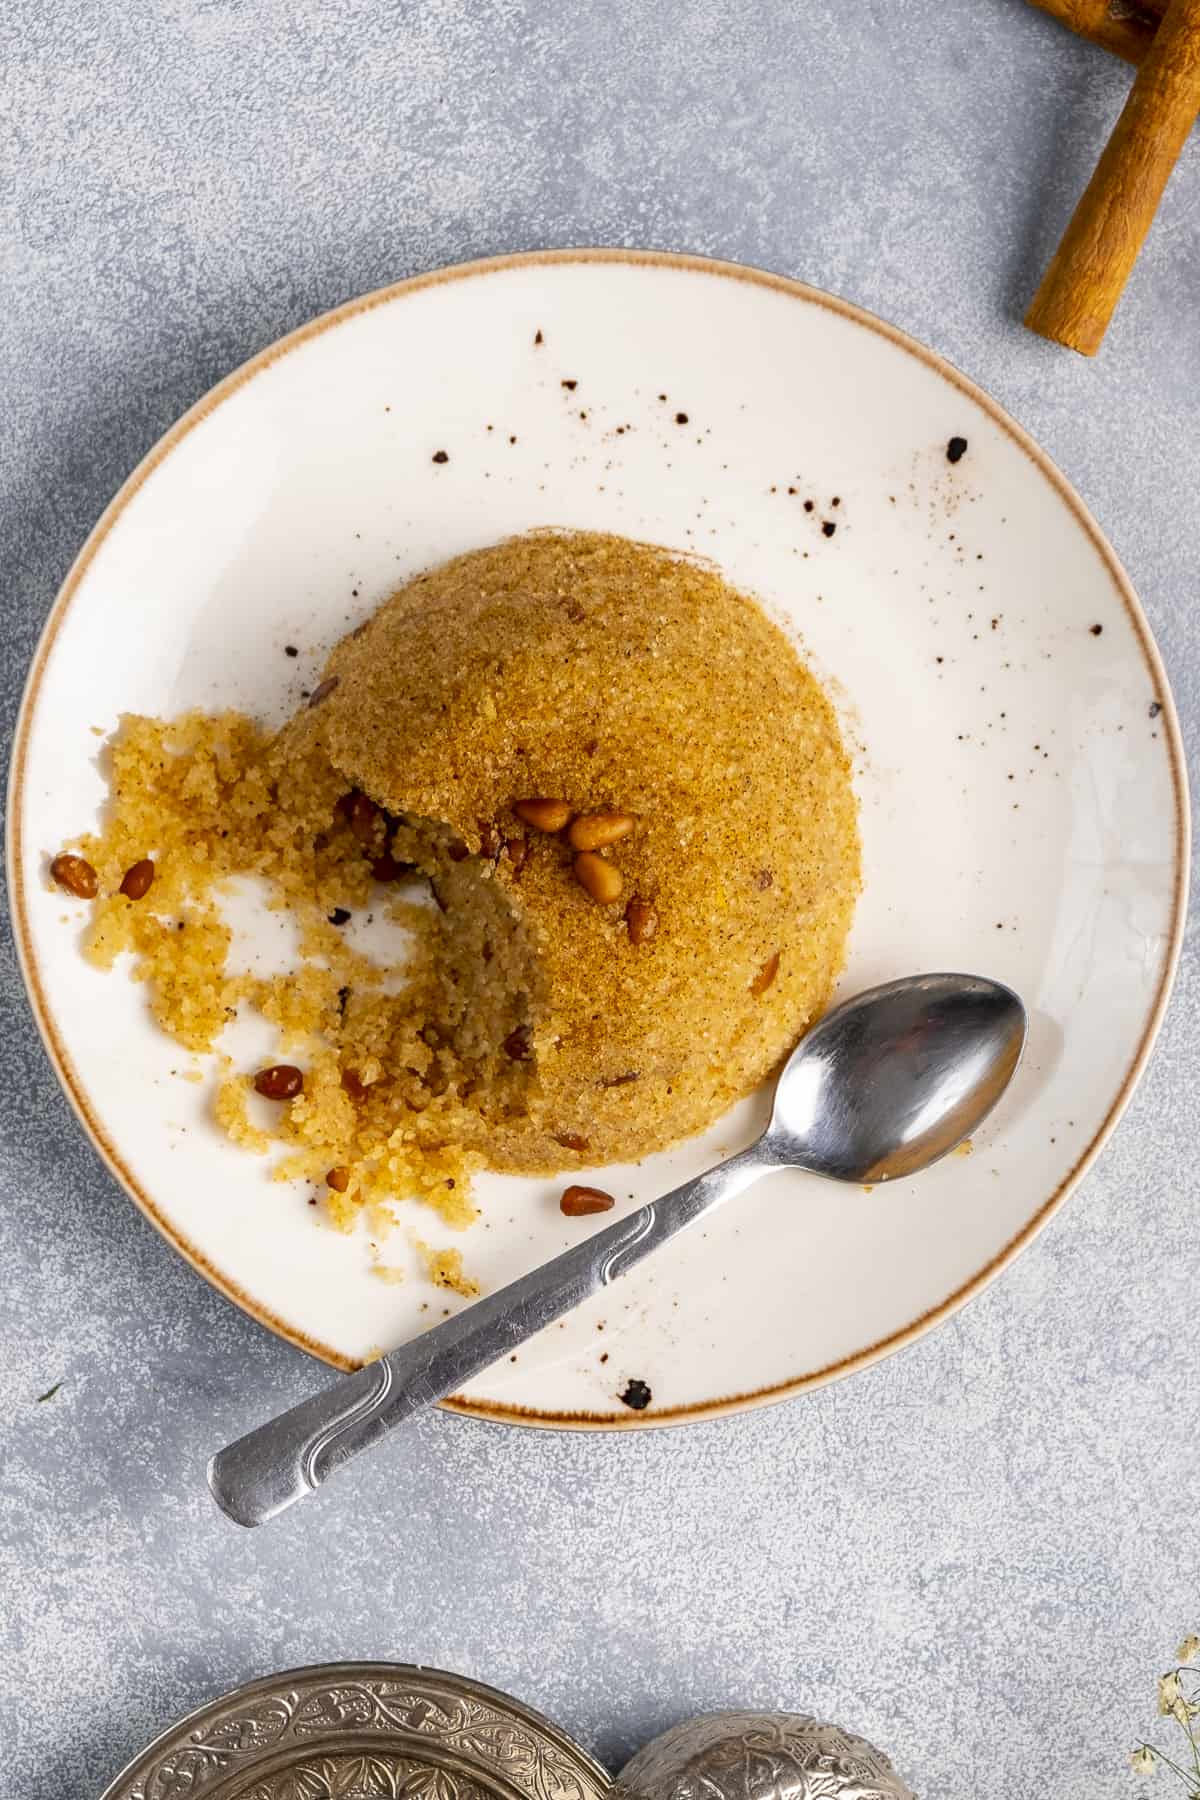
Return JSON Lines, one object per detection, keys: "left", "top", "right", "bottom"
{"left": 770, "top": 973, "right": 1026, "bottom": 1183}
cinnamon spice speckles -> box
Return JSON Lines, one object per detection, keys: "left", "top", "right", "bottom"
{"left": 822, "top": 521, "right": 837, "bottom": 537}
{"left": 431, "top": 450, "right": 449, "bottom": 464}
{"left": 947, "top": 436, "right": 968, "bottom": 463}
{"left": 1090, "top": 623, "right": 1103, "bottom": 636}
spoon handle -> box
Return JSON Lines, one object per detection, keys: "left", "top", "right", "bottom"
{"left": 208, "top": 1145, "right": 767, "bottom": 1526}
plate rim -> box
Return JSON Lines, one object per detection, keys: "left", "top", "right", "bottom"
{"left": 95, "top": 1658, "right": 612, "bottom": 1800}
{"left": 8, "top": 245, "right": 1191, "bottom": 1429}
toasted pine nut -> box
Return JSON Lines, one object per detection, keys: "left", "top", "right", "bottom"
{"left": 119, "top": 858, "right": 155, "bottom": 900}
{"left": 568, "top": 811, "right": 634, "bottom": 852}
{"left": 347, "top": 791, "right": 380, "bottom": 843}
{"left": 560, "top": 1184, "right": 616, "bottom": 1216}
{"left": 625, "top": 895, "right": 658, "bottom": 944}
{"left": 574, "top": 851, "right": 623, "bottom": 904}
{"left": 50, "top": 853, "right": 98, "bottom": 898}
{"left": 253, "top": 1064, "right": 304, "bottom": 1100}
{"left": 751, "top": 951, "right": 781, "bottom": 996}
{"left": 371, "top": 852, "right": 411, "bottom": 882}
{"left": 514, "top": 797, "right": 572, "bottom": 832}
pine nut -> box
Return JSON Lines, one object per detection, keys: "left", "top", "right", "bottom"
{"left": 568, "top": 811, "right": 634, "bottom": 851}
{"left": 574, "top": 851, "right": 623, "bottom": 904}
{"left": 513, "top": 797, "right": 572, "bottom": 832}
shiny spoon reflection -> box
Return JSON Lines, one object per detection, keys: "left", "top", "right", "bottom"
{"left": 209, "top": 972, "right": 1026, "bottom": 1526}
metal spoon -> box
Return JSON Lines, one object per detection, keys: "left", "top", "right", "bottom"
{"left": 208, "top": 972, "right": 1025, "bottom": 1526}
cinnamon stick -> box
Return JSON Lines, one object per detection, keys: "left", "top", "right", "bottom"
{"left": 1026, "top": 0, "right": 1162, "bottom": 65}
{"left": 1025, "top": 0, "right": 1200, "bottom": 352}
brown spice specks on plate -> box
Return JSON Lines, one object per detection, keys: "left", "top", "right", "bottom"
{"left": 947, "top": 435, "right": 968, "bottom": 463}
{"left": 619, "top": 1377, "right": 652, "bottom": 1411}
{"left": 431, "top": 450, "right": 449, "bottom": 464}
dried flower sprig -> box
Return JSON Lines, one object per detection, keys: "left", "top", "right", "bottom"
{"left": 1131, "top": 1639, "right": 1200, "bottom": 1792}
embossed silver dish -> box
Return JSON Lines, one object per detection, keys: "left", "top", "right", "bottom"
{"left": 98, "top": 1665, "right": 916, "bottom": 1800}
{"left": 98, "top": 1663, "right": 610, "bottom": 1800}
{"left": 616, "top": 1710, "right": 916, "bottom": 1800}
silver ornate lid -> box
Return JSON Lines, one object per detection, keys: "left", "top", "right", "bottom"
{"left": 99, "top": 1663, "right": 610, "bottom": 1800}
{"left": 614, "top": 1710, "right": 917, "bottom": 1800}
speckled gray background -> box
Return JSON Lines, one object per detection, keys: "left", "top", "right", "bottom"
{"left": 2, "top": 2, "right": 1198, "bottom": 1795}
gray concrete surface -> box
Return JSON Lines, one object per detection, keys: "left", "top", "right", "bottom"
{"left": 3, "top": 2, "right": 1198, "bottom": 1795}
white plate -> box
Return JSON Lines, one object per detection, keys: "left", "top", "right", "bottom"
{"left": 9, "top": 251, "right": 1188, "bottom": 1427}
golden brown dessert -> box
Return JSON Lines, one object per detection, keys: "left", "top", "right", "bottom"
{"left": 55, "top": 530, "right": 859, "bottom": 1254}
